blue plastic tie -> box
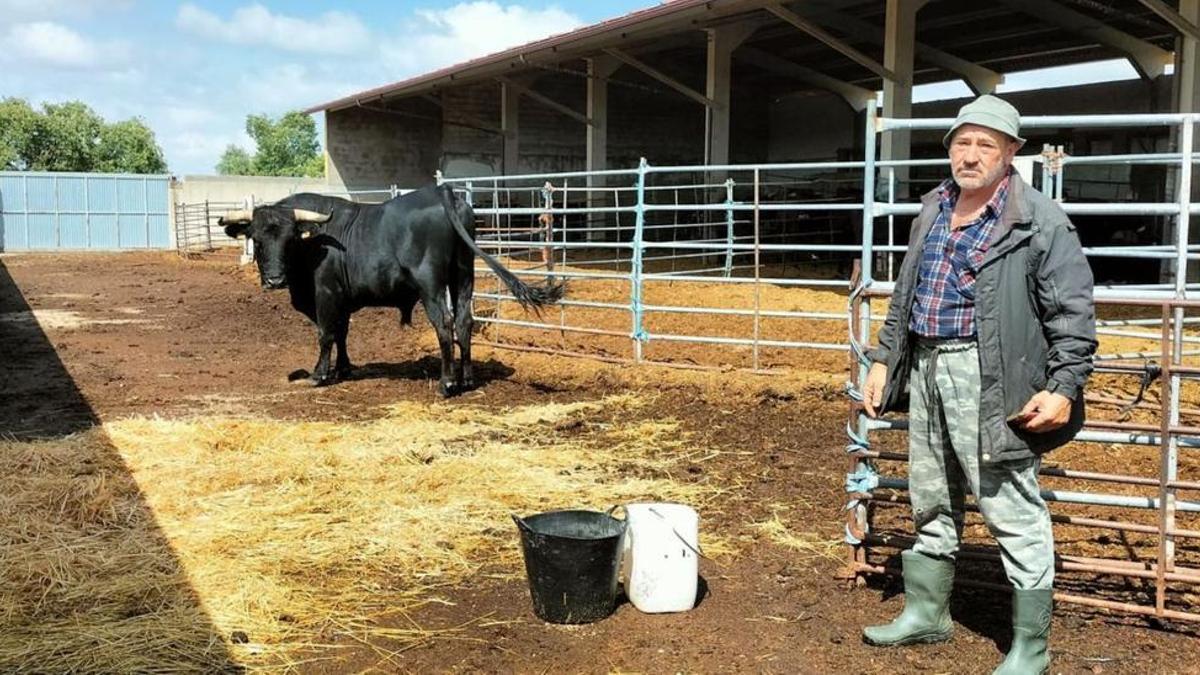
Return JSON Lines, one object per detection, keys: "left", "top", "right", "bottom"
{"left": 845, "top": 422, "right": 871, "bottom": 449}
{"left": 846, "top": 463, "right": 880, "bottom": 494}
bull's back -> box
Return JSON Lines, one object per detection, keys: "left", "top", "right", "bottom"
{"left": 333, "top": 188, "right": 461, "bottom": 305}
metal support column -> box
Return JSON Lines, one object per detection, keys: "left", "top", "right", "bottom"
{"left": 881, "top": 0, "right": 925, "bottom": 201}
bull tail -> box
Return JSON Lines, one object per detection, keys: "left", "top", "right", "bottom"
{"left": 437, "top": 185, "right": 564, "bottom": 309}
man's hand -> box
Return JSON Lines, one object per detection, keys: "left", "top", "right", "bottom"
{"left": 862, "top": 362, "right": 888, "bottom": 418}
{"left": 1014, "top": 390, "right": 1072, "bottom": 433}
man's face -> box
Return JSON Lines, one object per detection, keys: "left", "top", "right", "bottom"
{"left": 949, "top": 124, "right": 1019, "bottom": 192}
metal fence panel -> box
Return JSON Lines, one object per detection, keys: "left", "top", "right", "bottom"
{"left": 0, "top": 171, "right": 171, "bottom": 251}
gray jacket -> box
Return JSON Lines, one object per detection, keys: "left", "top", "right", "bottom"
{"left": 868, "top": 172, "right": 1097, "bottom": 462}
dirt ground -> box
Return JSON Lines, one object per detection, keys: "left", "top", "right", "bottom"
{"left": 3, "top": 251, "right": 1200, "bottom": 674}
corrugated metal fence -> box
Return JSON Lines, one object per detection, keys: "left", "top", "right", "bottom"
{"left": 0, "top": 171, "right": 171, "bottom": 251}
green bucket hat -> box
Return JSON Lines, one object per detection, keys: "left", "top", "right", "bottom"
{"left": 943, "top": 94, "right": 1026, "bottom": 148}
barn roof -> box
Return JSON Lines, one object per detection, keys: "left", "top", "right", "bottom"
{"left": 304, "top": 0, "right": 1179, "bottom": 114}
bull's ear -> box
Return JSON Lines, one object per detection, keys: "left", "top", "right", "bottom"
{"left": 222, "top": 219, "right": 251, "bottom": 240}
{"left": 293, "top": 209, "right": 330, "bottom": 239}
{"left": 297, "top": 221, "right": 323, "bottom": 239}
{"left": 220, "top": 209, "right": 254, "bottom": 239}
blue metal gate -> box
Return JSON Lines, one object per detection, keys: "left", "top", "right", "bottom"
{"left": 0, "top": 172, "right": 171, "bottom": 251}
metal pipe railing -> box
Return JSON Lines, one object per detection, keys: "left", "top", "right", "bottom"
{"left": 428, "top": 113, "right": 1200, "bottom": 625}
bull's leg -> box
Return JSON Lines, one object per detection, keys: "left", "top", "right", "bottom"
{"left": 311, "top": 296, "right": 341, "bottom": 387}
{"left": 451, "top": 272, "right": 475, "bottom": 391}
{"left": 421, "top": 288, "right": 456, "bottom": 398}
{"left": 399, "top": 295, "right": 416, "bottom": 327}
{"left": 311, "top": 326, "right": 336, "bottom": 386}
{"left": 334, "top": 315, "right": 354, "bottom": 379}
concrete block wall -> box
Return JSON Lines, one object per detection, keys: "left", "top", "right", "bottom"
{"left": 516, "top": 76, "right": 588, "bottom": 175}
{"left": 609, "top": 81, "right": 706, "bottom": 171}
{"left": 768, "top": 91, "right": 858, "bottom": 162}
{"left": 171, "top": 175, "right": 334, "bottom": 249}
{"left": 324, "top": 72, "right": 1177, "bottom": 191}
{"left": 412, "top": 72, "right": 756, "bottom": 182}
{"left": 326, "top": 98, "right": 442, "bottom": 192}
{"left": 441, "top": 83, "right": 504, "bottom": 176}
{"left": 171, "top": 175, "right": 331, "bottom": 206}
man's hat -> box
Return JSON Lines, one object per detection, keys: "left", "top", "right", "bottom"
{"left": 943, "top": 94, "right": 1026, "bottom": 148}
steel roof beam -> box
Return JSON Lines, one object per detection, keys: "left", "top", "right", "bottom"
{"left": 798, "top": 2, "right": 1003, "bottom": 94}
{"left": 739, "top": 46, "right": 876, "bottom": 110}
{"left": 765, "top": 2, "right": 899, "bottom": 82}
{"left": 604, "top": 48, "right": 716, "bottom": 108}
{"left": 998, "top": 0, "right": 1173, "bottom": 80}
{"left": 1138, "top": 0, "right": 1200, "bottom": 42}
{"left": 495, "top": 76, "right": 594, "bottom": 127}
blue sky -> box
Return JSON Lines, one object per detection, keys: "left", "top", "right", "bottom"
{"left": 0, "top": 1, "right": 1141, "bottom": 175}
{"left": 0, "top": 1, "right": 647, "bottom": 174}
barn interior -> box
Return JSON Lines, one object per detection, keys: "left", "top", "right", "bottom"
{"left": 305, "top": 0, "right": 1200, "bottom": 284}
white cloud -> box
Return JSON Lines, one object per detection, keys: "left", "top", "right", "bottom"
{"left": 176, "top": 3, "right": 372, "bottom": 55}
{"left": 1, "top": 21, "right": 131, "bottom": 69}
{"left": 380, "top": 2, "right": 584, "bottom": 76}
{"left": 168, "top": 129, "right": 250, "bottom": 162}
{"left": 163, "top": 105, "right": 219, "bottom": 128}
{"left": 0, "top": 0, "right": 130, "bottom": 21}
{"left": 236, "top": 63, "right": 371, "bottom": 112}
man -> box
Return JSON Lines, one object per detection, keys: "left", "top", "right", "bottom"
{"left": 860, "top": 95, "right": 1096, "bottom": 675}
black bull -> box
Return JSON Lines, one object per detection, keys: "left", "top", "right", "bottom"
{"left": 219, "top": 185, "right": 562, "bottom": 396}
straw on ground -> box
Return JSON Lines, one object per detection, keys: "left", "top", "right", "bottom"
{"left": 0, "top": 394, "right": 727, "bottom": 672}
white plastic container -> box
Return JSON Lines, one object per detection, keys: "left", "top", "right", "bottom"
{"left": 621, "top": 502, "right": 700, "bottom": 613}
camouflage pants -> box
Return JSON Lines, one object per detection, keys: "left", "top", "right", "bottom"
{"left": 908, "top": 338, "right": 1055, "bottom": 590}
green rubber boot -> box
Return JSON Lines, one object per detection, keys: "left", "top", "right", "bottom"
{"left": 862, "top": 550, "right": 954, "bottom": 646}
{"left": 992, "top": 588, "right": 1052, "bottom": 675}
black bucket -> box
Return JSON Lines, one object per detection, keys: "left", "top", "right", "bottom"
{"left": 513, "top": 509, "right": 626, "bottom": 624}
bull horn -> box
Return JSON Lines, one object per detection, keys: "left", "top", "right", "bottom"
{"left": 221, "top": 209, "right": 253, "bottom": 223}
{"left": 293, "top": 209, "right": 331, "bottom": 223}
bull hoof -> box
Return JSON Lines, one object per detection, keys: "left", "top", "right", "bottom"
{"left": 287, "top": 369, "right": 312, "bottom": 384}
{"left": 312, "top": 375, "right": 336, "bottom": 388}
{"left": 438, "top": 381, "right": 455, "bottom": 398}
{"left": 335, "top": 364, "right": 356, "bottom": 380}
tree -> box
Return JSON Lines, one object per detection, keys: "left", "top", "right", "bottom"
{"left": 95, "top": 119, "right": 168, "bottom": 174}
{"left": 0, "top": 98, "right": 39, "bottom": 170}
{"left": 216, "top": 111, "right": 324, "bottom": 178}
{"left": 216, "top": 145, "right": 253, "bottom": 176}
{"left": 0, "top": 97, "right": 167, "bottom": 173}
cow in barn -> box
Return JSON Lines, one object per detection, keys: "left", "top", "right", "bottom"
{"left": 219, "top": 185, "right": 562, "bottom": 396}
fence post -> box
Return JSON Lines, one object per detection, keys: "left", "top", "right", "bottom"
{"left": 723, "top": 178, "right": 736, "bottom": 278}
{"left": 887, "top": 167, "right": 896, "bottom": 281}
{"left": 1159, "top": 115, "right": 1194, "bottom": 610}
{"left": 540, "top": 181, "right": 555, "bottom": 271}
{"left": 1055, "top": 144, "right": 1066, "bottom": 202}
{"left": 204, "top": 199, "right": 212, "bottom": 250}
{"left": 631, "top": 157, "right": 649, "bottom": 362}
{"left": 1040, "top": 143, "right": 1052, "bottom": 196}
{"left": 83, "top": 175, "right": 91, "bottom": 248}
{"left": 843, "top": 102, "right": 880, "bottom": 582}
{"left": 240, "top": 194, "right": 255, "bottom": 265}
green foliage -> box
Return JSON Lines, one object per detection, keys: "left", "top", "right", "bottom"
{"left": 216, "top": 145, "right": 254, "bottom": 176}
{"left": 0, "top": 98, "right": 40, "bottom": 171}
{"left": 216, "top": 111, "right": 324, "bottom": 178}
{"left": 0, "top": 97, "right": 166, "bottom": 173}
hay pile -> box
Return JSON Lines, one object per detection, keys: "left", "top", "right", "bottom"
{"left": 0, "top": 395, "right": 725, "bottom": 672}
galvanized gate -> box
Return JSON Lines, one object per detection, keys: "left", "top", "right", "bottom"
{"left": 0, "top": 171, "right": 172, "bottom": 251}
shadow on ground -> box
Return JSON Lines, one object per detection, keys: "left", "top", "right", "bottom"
{"left": 0, "top": 259, "right": 241, "bottom": 672}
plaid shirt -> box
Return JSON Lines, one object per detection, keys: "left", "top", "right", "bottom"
{"left": 908, "top": 170, "right": 1011, "bottom": 338}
